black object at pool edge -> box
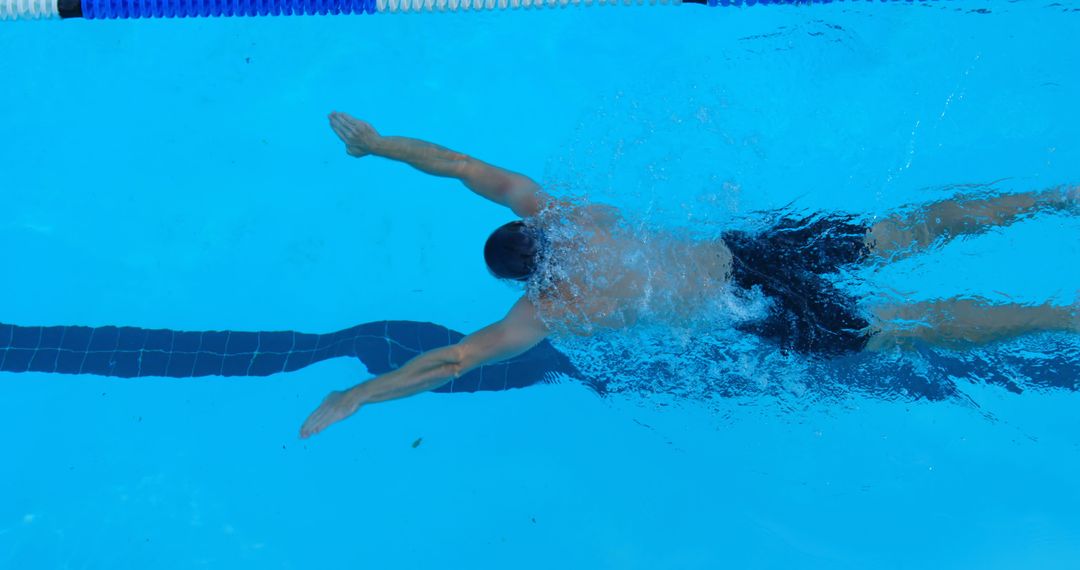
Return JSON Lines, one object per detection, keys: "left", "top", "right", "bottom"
{"left": 57, "top": 0, "right": 82, "bottom": 18}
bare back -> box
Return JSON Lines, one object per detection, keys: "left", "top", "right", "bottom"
{"left": 527, "top": 202, "right": 734, "bottom": 334}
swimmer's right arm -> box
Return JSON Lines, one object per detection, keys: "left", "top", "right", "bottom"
{"left": 328, "top": 111, "right": 547, "bottom": 217}
{"left": 299, "top": 296, "right": 549, "bottom": 438}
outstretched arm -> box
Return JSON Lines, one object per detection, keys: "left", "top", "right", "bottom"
{"left": 300, "top": 297, "right": 549, "bottom": 438}
{"left": 329, "top": 111, "right": 547, "bottom": 217}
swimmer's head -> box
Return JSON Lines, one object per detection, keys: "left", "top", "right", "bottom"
{"left": 484, "top": 221, "right": 543, "bottom": 282}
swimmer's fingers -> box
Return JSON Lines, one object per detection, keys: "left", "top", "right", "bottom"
{"left": 328, "top": 112, "right": 377, "bottom": 158}
{"left": 300, "top": 397, "right": 340, "bottom": 438}
{"left": 328, "top": 112, "right": 355, "bottom": 143}
{"left": 299, "top": 389, "right": 361, "bottom": 439}
{"left": 299, "top": 405, "right": 334, "bottom": 439}
{"left": 329, "top": 112, "right": 372, "bottom": 139}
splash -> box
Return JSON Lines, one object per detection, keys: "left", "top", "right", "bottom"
{"left": 523, "top": 197, "right": 770, "bottom": 337}
{"left": 519, "top": 194, "right": 1080, "bottom": 410}
{"left": 553, "top": 326, "right": 1080, "bottom": 410}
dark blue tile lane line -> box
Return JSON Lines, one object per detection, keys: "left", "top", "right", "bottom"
{"left": 5, "top": 321, "right": 1076, "bottom": 402}
{"left": 0, "top": 321, "right": 594, "bottom": 395}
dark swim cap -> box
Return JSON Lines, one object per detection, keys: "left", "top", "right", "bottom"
{"left": 484, "top": 221, "right": 543, "bottom": 282}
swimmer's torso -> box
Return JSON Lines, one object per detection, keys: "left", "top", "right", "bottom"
{"left": 526, "top": 203, "right": 734, "bottom": 334}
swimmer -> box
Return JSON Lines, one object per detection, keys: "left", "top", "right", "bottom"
{"left": 300, "top": 112, "right": 1080, "bottom": 438}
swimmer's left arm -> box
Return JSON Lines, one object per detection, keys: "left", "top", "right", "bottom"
{"left": 328, "top": 111, "right": 548, "bottom": 217}
{"left": 299, "top": 297, "right": 548, "bottom": 438}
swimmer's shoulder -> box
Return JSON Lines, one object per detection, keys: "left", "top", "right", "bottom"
{"left": 551, "top": 200, "right": 621, "bottom": 228}
{"left": 581, "top": 203, "right": 621, "bottom": 226}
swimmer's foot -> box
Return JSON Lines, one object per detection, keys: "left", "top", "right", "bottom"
{"left": 299, "top": 388, "right": 363, "bottom": 438}
{"left": 328, "top": 111, "right": 381, "bottom": 158}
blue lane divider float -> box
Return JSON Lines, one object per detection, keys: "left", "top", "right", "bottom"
{"left": 0, "top": 0, "right": 939, "bottom": 21}
{"left": 0, "top": 320, "right": 596, "bottom": 395}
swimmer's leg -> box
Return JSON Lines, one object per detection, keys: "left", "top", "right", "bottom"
{"left": 866, "top": 296, "right": 1078, "bottom": 351}
{"left": 865, "top": 186, "right": 1078, "bottom": 261}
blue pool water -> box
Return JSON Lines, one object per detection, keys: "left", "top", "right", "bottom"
{"left": 3, "top": 2, "right": 1080, "bottom": 568}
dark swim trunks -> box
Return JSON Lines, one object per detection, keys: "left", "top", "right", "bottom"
{"left": 722, "top": 215, "right": 873, "bottom": 356}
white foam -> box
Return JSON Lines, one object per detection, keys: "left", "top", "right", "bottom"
{"left": 525, "top": 198, "right": 765, "bottom": 336}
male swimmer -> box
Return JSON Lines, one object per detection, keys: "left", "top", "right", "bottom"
{"left": 300, "top": 111, "right": 1079, "bottom": 438}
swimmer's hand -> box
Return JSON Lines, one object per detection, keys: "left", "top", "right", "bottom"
{"left": 329, "top": 111, "right": 380, "bottom": 158}
{"left": 299, "top": 388, "right": 364, "bottom": 439}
